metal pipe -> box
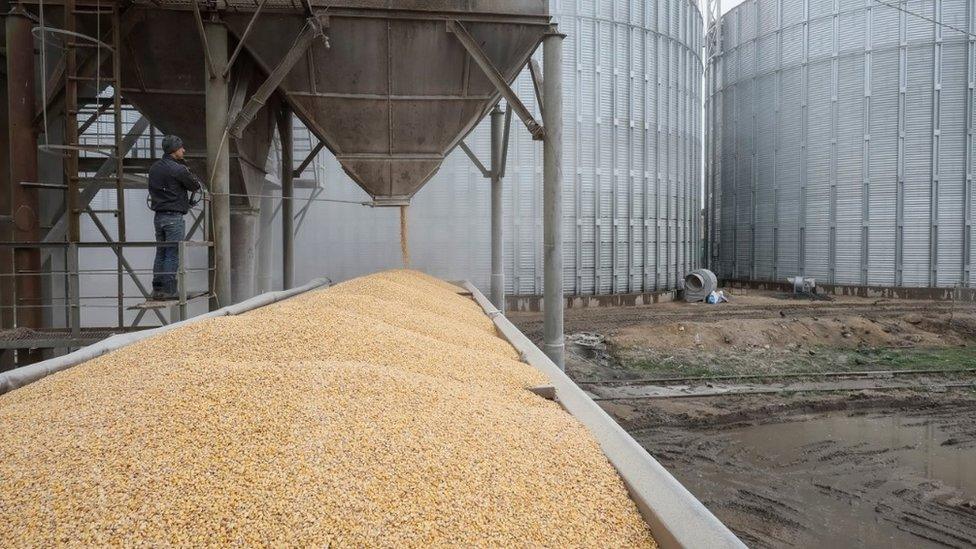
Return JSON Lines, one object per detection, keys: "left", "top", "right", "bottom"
{"left": 461, "top": 281, "right": 745, "bottom": 549}
{"left": 500, "top": 106, "right": 512, "bottom": 178}
{"left": 230, "top": 206, "right": 259, "bottom": 303}
{"left": 279, "top": 105, "right": 295, "bottom": 290}
{"left": 0, "top": 278, "right": 329, "bottom": 396}
{"left": 257, "top": 186, "right": 274, "bottom": 293}
{"left": 67, "top": 243, "right": 80, "bottom": 340}
{"left": 64, "top": 0, "right": 80, "bottom": 244}
{"left": 6, "top": 9, "right": 42, "bottom": 364}
{"left": 1, "top": 10, "right": 13, "bottom": 370}
{"left": 542, "top": 31, "right": 564, "bottom": 369}
{"left": 177, "top": 241, "right": 188, "bottom": 321}
{"left": 112, "top": 4, "right": 126, "bottom": 329}
{"left": 205, "top": 22, "right": 232, "bottom": 307}
{"left": 489, "top": 105, "right": 505, "bottom": 313}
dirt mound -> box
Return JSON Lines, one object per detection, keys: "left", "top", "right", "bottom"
{"left": 613, "top": 314, "right": 973, "bottom": 353}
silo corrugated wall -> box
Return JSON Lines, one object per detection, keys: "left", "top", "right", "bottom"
{"left": 706, "top": 0, "right": 976, "bottom": 288}
{"left": 299, "top": 0, "right": 704, "bottom": 296}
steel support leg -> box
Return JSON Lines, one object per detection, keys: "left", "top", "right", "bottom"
{"left": 177, "top": 241, "right": 187, "bottom": 321}
{"left": 542, "top": 31, "right": 565, "bottom": 369}
{"left": 278, "top": 105, "right": 295, "bottom": 290}
{"left": 67, "top": 243, "right": 80, "bottom": 340}
{"left": 230, "top": 206, "right": 258, "bottom": 302}
{"left": 6, "top": 9, "right": 42, "bottom": 364}
{"left": 0, "top": 7, "right": 12, "bottom": 370}
{"left": 257, "top": 185, "right": 275, "bottom": 293}
{"left": 490, "top": 105, "right": 505, "bottom": 314}
{"left": 205, "top": 22, "right": 232, "bottom": 308}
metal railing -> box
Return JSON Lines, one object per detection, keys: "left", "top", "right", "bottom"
{"left": 0, "top": 240, "right": 214, "bottom": 346}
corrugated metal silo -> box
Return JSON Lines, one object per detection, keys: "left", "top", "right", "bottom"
{"left": 706, "top": 0, "right": 976, "bottom": 288}
{"left": 302, "top": 0, "right": 704, "bottom": 296}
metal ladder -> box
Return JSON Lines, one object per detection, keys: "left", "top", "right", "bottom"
{"left": 61, "top": 0, "right": 127, "bottom": 328}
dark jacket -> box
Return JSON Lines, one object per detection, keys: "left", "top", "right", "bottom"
{"left": 148, "top": 154, "right": 202, "bottom": 214}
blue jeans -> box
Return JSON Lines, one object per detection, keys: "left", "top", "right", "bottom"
{"left": 152, "top": 212, "right": 185, "bottom": 295}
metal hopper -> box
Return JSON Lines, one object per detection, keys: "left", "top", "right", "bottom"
{"left": 224, "top": 1, "right": 550, "bottom": 205}
{"left": 119, "top": 8, "right": 276, "bottom": 207}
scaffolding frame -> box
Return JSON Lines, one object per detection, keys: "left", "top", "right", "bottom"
{"left": 1, "top": 1, "right": 215, "bottom": 366}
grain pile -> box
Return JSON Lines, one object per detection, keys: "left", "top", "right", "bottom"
{"left": 0, "top": 270, "right": 656, "bottom": 547}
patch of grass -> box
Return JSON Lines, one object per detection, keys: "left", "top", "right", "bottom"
{"left": 625, "top": 357, "right": 715, "bottom": 377}
{"left": 616, "top": 346, "right": 976, "bottom": 378}
{"left": 854, "top": 346, "right": 976, "bottom": 371}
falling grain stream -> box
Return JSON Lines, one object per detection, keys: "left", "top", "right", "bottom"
{"left": 400, "top": 205, "right": 410, "bottom": 268}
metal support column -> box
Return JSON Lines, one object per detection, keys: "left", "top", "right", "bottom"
{"left": 490, "top": 105, "right": 505, "bottom": 313}
{"left": 177, "top": 241, "right": 187, "bottom": 321}
{"left": 542, "top": 30, "right": 565, "bottom": 369}
{"left": 205, "top": 20, "right": 231, "bottom": 308}
{"left": 230, "top": 206, "right": 258, "bottom": 302}
{"left": 0, "top": 6, "right": 13, "bottom": 369}
{"left": 6, "top": 8, "right": 42, "bottom": 363}
{"left": 257, "top": 185, "right": 275, "bottom": 293}
{"left": 279, "top": 105, "right": 295, "bottom": 290}
{"left": 67, "top": 243, "right": 80, "bottom": 340}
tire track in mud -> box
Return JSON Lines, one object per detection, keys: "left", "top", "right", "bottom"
{"left": 630, "top": 397, "right": 976, "bottom": 548}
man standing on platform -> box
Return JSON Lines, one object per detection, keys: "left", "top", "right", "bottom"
{"left": 147, "top": 135, "right": 202, "bottom": 300}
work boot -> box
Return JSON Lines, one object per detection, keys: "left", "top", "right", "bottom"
{"left": 150, "top": 290, "right": 167, "bottom": 301}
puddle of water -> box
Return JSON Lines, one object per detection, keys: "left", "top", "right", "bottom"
{"left": 644, "top": 410, "right": 976, "bottom": 548}
{"left": 734, "top": 413, "right": 976, "bottom": 496}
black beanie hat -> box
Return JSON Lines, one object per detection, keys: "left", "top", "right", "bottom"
{"left": 162, "top": 135, "right": 184, "bottom": 155}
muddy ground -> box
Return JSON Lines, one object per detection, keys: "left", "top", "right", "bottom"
{"left": 509, "top": 290, "right": 976, "bottom": 548}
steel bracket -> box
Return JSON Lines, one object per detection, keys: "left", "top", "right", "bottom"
{"left": 447, "top": 19, "right": 545, "bottom": 140}
{"left": 227, "top": 14, "right": 327, "bottom": 138}
{"left": 459, "top": 141, "right": 491, "bottom": 178}
{"left": 293, "top": 141, "right": 326, "bottom": 178}
{"left": 500, "top": 105, "right": 512, "bottom": 177}
{"left": 528, "top": 58, "right": 544, "bottom": 112}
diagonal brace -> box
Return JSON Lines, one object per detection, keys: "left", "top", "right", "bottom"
{"left": 528, "top": 59, "right": 545, "bottom": 113}
{"left": 459, "top": 141, "right": 491, "bottom": 178}
{"left": 224, "top": 0, "right": 269, "bottom": 78}
{"left": 186, "top": 207, "right": 207, "bottom": 241}
{"left": 191, "top": 0, "right": 218, "bottom": 80}
{"left": 447, "top": 20, "right": 544, "bottom": 140}
{"left": 227, "top": 16, "right": 326, "bottom": 138}
{"left": 500, "top": 105, "right": 513, "bottom": 178}
{"left": 45, "top": 117, "right": 150, "bottom": 244}
{"left": 293, "top": 141, "right": 325, "bottom": 177}
{"left": 84, "top": 208, "right": 167, "bottom": 325}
